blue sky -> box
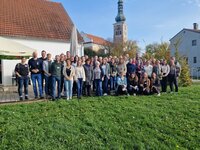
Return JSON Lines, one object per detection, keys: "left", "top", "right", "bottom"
{"left": 55, "top": 0, "right": 200, "bottom": 49}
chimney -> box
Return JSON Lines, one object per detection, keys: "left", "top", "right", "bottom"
{"left": 193, "top": 23, "right": 198, "bottom": 30}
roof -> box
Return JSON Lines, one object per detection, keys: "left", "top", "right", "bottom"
{"left": 0, "top": 0, "right": 83, "bottom": 42}
{"left": 170, "top": 28, "right": 200, "bottom": 41}
{"left": 85, "top": 34, "right": 111, "bottom": 46}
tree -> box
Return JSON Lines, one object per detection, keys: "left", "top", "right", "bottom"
{"left": 179, "top": 58, "right": 192, "bottom": 87}
{"left": 111, "top": 40, "right": 139, "bottom": 57}
{"left": 143, "top": 42, "right": 170, "bottom": 60}
{"left": 172, "top": 39, "right": 192, "bottom": 87}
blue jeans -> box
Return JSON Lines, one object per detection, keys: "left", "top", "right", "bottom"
{"left": 31, "top": 74, "right": 43, "bottom": 97}
{"left": 76, "top": 78, "right": 83, "bottom": 98}
{"left": 44, "top": 75, "right": 51, "bottom": 96}
{"left": 103, "top": 76, "right": 109, "bottom": 94}
{"left": 94, "top": 79, "right": 103, "bottom": 96}
{"left": 18, "top": 76, "right": 29, "bottom": 97}
{"left": 64, "top": 80, "right": 73, "bottom": 98}
{"left": 110, "top": 76, "right": 116, "bottom": 90}
{"left": 51, "top": 76, "right": 61, "bottom": 99}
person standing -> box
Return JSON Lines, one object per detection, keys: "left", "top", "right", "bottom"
{"left": 28, "top": 51, "right": 44, "bottom": 99}
{"left": 168, "top": 59, "right": 180, "bottom": 93}
{"left": 43, "top": 53, "right": 52, "bottom": 99}
{"left": 51, "top": 55, "right": 62, "bottom": 100}
{"left": 160, "top": 60, "right": 170, "bottom": 92}
{"left": 15, "top": 57, "right": 30, "bottom": 101}
{"left": 126, "top": 58, "right": 136, "bottom": 77}
{"left": 60, "top": 53, "right": 66, "bottom": 96}
{"left": 110, "top": 58, "right": 117, "bottom": 91}
{"left": 144, "top": 61, "right": 153, "bottom": 79}
{"left": 63, "top": 59, "right": 75, "bottom": 100}
{"left": 93, "top": 61, "right": 104, "bottom": 96}
{"left": 101, "top": 58, "right": 110, "bottom": 96}
{"left": 39, "top": 50, "right": 47, "bottom": 93}
{"left": 74, "top": 60, "right": 86, "bottom": 99}
{"left": 83, "top": 59, "right": 93, "bottom": 96}
{"left": 117, "top": 58, "right": 127, "bottom": 76}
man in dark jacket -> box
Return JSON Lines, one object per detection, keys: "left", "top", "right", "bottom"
{"left": 28, "top": 51, "right": 44, "bottom": 99}
{"left": 51, "top": 55, "right": 62, "bottom": 100}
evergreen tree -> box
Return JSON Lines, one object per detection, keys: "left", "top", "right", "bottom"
{"left": 179, "top": 58, "right": 192, "bottom": 87}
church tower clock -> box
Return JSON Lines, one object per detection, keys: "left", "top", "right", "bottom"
{"left": 113, "top": 0, "right": 128, "bottom": 43}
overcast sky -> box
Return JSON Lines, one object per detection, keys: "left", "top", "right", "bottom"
{"left": 55, "top": 0, "right": 200, "bottom": 49}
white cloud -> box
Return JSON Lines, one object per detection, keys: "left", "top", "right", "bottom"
{"left": 184, "top": 0, "right": 200, "bottom": 7}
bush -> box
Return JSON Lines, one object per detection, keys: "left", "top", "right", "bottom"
{"left": 179, "top": 58, "right": 192, "bottom": 87}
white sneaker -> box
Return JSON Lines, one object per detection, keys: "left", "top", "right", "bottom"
{"left": 69, "top": 97, "right": 72, "bottom": 100}
{"left": 133, "top": 93, "right": 136, "bottom": 96}
{"left": 103, "top": 93, "right": 108, "bottom": 96}
{"left": 67, "top": 98, "right": 69, "bottom": 100}
{"left": 157, "top": 93, "right": 161, "bottom": 96}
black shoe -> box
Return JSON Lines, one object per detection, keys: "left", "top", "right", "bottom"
{"left": 19, "top": 97, "right": 23, "bottom": 101}
{"left": 25, "top": 96, "right": 29, "bottom": 100}
{"left": 52, "top": 98, "right": 56, "bottom": 101}
{"left": 40, "top": 96, "right": 44, "bottom": 99}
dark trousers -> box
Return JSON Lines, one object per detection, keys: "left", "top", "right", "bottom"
{"left": 51, "top": 76, "right": 61, "bottom": 99}
{"left": 103, "top": 76, "right": 109, "bottom": 94}
{"left": 44, "top": 75, "right": 51, "bottom": 96}
{"left": 151, "top": 86, "right": 160, "bottom": 94}
{"left": 139, "top": 86, "right": 150, "bottom": 95}
{"left": 18, "top": 76, "right": 29, "bottom": 97}
{"left": 161, "top": 76, "right": 168, "bottom": 92}
{"left": 85, "top": 84, "right": 91, "bottom": 96}
{"left": 110, "top": 76, "right": 116, "bottom": 90}
{"left": 128, "top": 86, "right": 138, "bottom": 95}
{"left": 76, "top": 78, "right": 83, "bottom": 98}
{"left": 116, "top": 85, "right": 128, "bottom": 95}
{"left": 60, "top": 76, "right": 66, "bottom": 94}
{"left": 73, "top": 81, "right": 77, "bottom": 95}
{"left": 94, "top": 79, "right": 102, "bottom": 96}
{"left": 168, "top": 74, "right": 178, "bottom": 92}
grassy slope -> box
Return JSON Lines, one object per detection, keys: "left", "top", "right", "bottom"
{"left": 0, "top": 85, "right": 199, "bottom": 150}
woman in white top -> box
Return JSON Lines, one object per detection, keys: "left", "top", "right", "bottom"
{"left": 75, "top": 60, "right": 85, "bottom": 99}
{"left": 160, "top": 59, "right": 170, "bottom": 92}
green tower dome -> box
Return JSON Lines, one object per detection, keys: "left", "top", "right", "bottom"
{"left": 115, "top": 0, "right": 126, "bottom": 22}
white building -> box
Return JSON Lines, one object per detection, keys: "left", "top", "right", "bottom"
{"left": 0, "top": 0, "right": 83, "bottom": 85}
{"left": 81, "top": 32, "right": 110, "bottom": 53}
{"left": 170, "top": 23, "right": 200, "bottom": 78}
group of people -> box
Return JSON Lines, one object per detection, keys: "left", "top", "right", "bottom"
{"left": 15, "top": 50, "right": 181, "bottom": 101}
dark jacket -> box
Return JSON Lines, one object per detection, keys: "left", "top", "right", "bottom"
{"left": 51, "top": 61, "right": 62, "bottom": 77}
{"left": 28, "top": 58, "right": 43, "bottom": 74}
{"left": 83, "top": 64, "right": 93, "bottom": 85}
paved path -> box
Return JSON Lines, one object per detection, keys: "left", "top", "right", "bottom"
{"left": 0, "top": 86, "right": 36, "bottom": 103}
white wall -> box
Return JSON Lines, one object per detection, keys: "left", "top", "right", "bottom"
{"left": 1, "top": 37, "right": 84, "bottom": 85}
{"left": 170, "top": 30, "right": 200, "bottom": 77}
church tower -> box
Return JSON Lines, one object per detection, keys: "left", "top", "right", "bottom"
{"left": 113, "top": 0, "right": 128, "bottom": 43}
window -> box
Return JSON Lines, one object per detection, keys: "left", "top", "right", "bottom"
{"left": 193, "top": 57, "right": 197, "bottom": 64}
{"left": 192, "top": 40, "right": 197, "bottom": 46}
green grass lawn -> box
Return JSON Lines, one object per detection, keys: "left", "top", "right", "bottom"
{"left": 0, "top": 85, "right": 199, "bottom": 150}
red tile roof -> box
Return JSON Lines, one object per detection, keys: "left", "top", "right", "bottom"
{"left": 0, "top": 0, "right": 83, "bottom": 42}
{"left": 86, "top": 34, "right": 111, "bottom": 46}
